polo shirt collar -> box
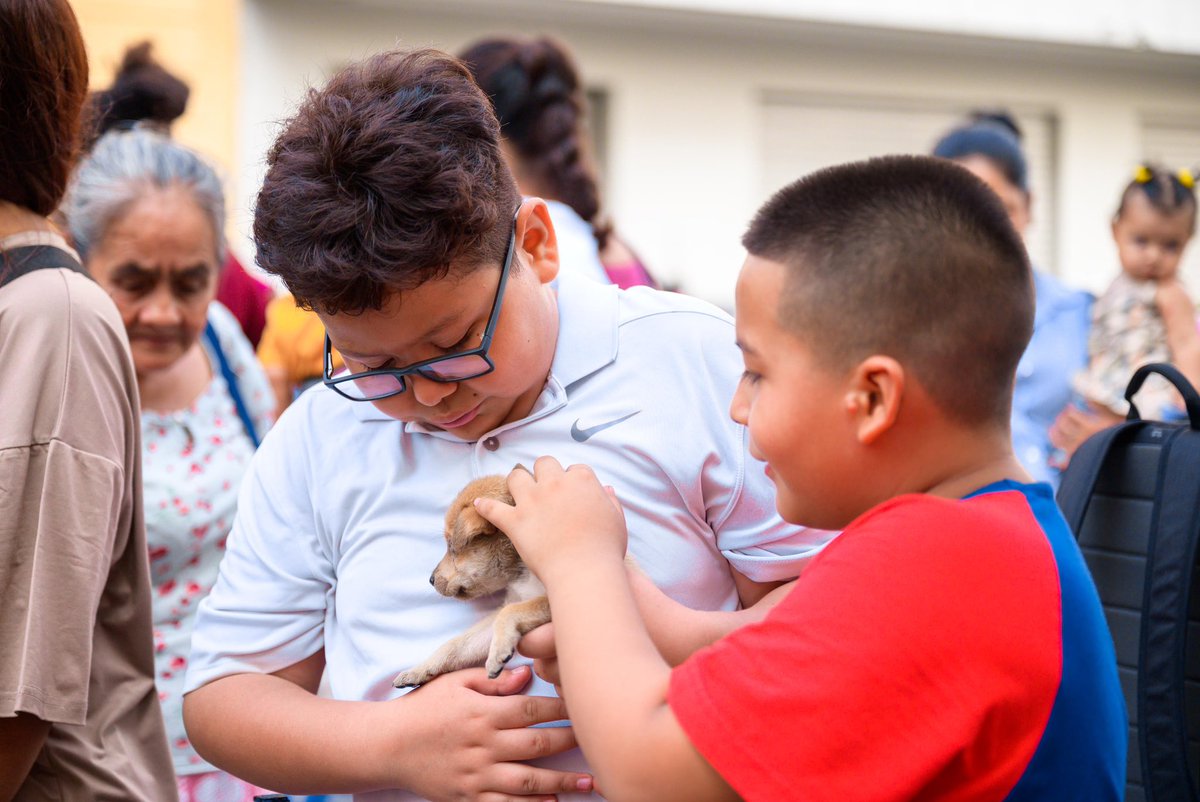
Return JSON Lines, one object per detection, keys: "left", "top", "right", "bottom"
{"left": 344, "top": 268, "right": 619, "bottom": 427}
{"left": 547, "top": 269, "right": 619, "bottom": 391}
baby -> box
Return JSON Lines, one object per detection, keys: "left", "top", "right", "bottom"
{"left": 1073, "top": 164, "right": 1197, "bottom": 420}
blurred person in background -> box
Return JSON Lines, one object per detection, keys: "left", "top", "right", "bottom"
{"left": 0, "top": 1, "right": 176, "bottom": 798}
{"left": 64, "top": 127, "right": 274, "bottom": 802}
{"left": 461, "top": 35, "right": 658, "bottom": 290}
{"left": 933, "top": 111, "right": 1093, "bottom": 489}
{"left": 1052, "top": 164, "right": 1199, "bottom": 457}
{"left": 86, "top": 41, "right": 275, "bottom": 349}
{"left": 85, "top": 40, "right": 189, "bottom": 146}
{"left": 257, "top": 291, "right": 344, "bottom": 416}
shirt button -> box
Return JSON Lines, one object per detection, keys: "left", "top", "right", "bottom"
{"left": 483, "top": 436, "right": 500, "bottom": 451}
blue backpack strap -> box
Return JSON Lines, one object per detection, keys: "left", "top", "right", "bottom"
{"left": 1055, "top": 424, "right": 1130, "bottom": 534}
{"left": 203, "top": 320, "right": 261, "bottom": 449}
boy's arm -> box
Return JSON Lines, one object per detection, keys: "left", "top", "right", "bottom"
{"left": 545, "top": 554, "right": 740, "bottom": 802}
{"left": 183, "top": 651, "right": 591, "bottom": 798}
{"left": 479, "top": 459, "right": 743, "bottom": 801}
{"left": 629, "top": 568, "right": 792, "bottom": 665}
{"left": 521, "top": 571, "right": 794, "bottom": 689}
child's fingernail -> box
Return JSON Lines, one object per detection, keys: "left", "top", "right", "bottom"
{"left": 577, "top": 777, "right": 594, "bottom": 791}
{"left": 511, "top": 664, "right": 528, "bottom": 676}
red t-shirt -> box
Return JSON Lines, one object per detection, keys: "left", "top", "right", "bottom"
{"left": 668, "top": 482, "right": 1124, "bottom": 802}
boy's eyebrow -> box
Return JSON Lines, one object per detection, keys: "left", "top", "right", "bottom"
{"left": 734, "top": 339, "right": 757, "bottom": 356}
{"left": 415, "top": 311, "right": 465, "bottom": 342}
{"left": 336, "top": 311, "right": 468, "bottom": 361}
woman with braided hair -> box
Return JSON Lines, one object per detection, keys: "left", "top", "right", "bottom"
{"left": 460, "top": 35, "right": 657, "bottom": 289}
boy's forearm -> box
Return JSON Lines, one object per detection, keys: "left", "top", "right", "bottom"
{"left": 183, "top": 674, "right": 399, "bottom": 794}
{"left": 546, "top": 558, "right": 735, "bottom": 801}
{"left": 631, "top": 569, "right": 793, "bottom": 665}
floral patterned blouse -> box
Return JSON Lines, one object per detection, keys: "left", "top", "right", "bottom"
{"left": 1074, "top": 272, "right": 1181, "bottom": 419}
{"left": 143, "top": 301, "right": 274, "bottom": 775}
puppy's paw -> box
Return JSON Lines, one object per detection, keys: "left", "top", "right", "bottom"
{"left": 393, "top": 666, "right": 437, "bottom": 688}
{"left": 484, "top": 652, "right": 515, "bottom": 680}
{"left": 485, "top": 641, "right": 518, "bottom": 679}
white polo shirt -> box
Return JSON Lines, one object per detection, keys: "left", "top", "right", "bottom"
{"left": 185, "top": 271, "right": 832, "bottom": 801}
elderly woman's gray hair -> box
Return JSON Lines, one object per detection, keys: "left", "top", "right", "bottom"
{"left": 64, "top": 128, "right": 227, "bottom": 264}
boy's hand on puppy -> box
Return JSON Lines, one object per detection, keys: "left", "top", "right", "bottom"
{"left": 384, "top": 664, "right": 594, "bottom": 799}
{"left": 475, "top": 456, "right": 627, "bottom": 580}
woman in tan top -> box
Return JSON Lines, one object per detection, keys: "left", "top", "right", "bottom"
{"left": 0, "top": 1, "right": 176, "bottom": 799}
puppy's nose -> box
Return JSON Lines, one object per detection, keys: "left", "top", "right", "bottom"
{"left": 429, "top": 572, "right": 436, "bottom": 587}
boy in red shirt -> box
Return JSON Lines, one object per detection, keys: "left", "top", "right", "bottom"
{"left": 477, "top": 155, "right": 1127, "bottom": 801}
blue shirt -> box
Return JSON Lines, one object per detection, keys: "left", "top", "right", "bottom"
{"left": 1012, "top": 271, "right": 1092, "bottom": 488}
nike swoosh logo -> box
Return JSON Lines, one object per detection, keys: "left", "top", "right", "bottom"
{"left": 571, "top": 411, "right": 641, "bottom": 442}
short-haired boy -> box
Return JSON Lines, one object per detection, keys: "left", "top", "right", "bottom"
{"left": 479, "top": 155, "right": 1128, "bottom": 801}
{"left": 180, "top": 49, "right": 829, "bottom": 800}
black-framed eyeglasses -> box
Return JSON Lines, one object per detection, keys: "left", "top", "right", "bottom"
{"left": 323, "top": 210, "right": 519, "bottom": 402}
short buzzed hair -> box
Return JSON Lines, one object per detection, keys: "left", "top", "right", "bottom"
{"left": 253, "top": 49, "right": 521, "bottom": 315}
{"left": 743, "top": 155, "right": 1033, "bottom": 427}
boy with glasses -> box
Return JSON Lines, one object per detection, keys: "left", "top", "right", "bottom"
{"left": 182, "top": 49, "right": 829, "bottom": 801}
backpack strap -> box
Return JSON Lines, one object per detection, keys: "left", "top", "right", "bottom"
{"left": 0, "top": 245, "right": 87, "bottom": 288}
{"left": 1138, "top": 435, "right": 1200, "bottom": 801}
{"left": 1126, "top": 362, "right": 1200, "bottom": 429}
{"left": 203, "top": 321, "right": 261, "bottom": 449}
{"left": 1055, "top": 423, "right": 1131, "bottom": 534}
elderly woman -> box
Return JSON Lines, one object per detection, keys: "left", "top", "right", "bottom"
{"left": 64, "top": 128, "right": 274, "bottom": 801}
{"left": 0, "top": 1, "right": 177, "bottom": 799}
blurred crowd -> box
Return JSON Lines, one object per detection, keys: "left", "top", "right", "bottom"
{"left": 1, "top": 1, "right": 1194, "bottom": 801}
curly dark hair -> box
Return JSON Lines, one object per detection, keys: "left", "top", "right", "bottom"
{"left": 460, "top": 36, "right": 610, "bottom": 250}
{"left": 253, "top": 48, "right": 520, "bottom": 315}
{"left": 0, "top": 0, "right": 89, "bottom": 217}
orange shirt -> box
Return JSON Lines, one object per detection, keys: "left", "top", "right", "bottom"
{"left": 257, "top": 293, "right": 341, "bottom": 387}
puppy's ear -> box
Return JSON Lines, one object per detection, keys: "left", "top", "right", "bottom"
{"left": 454, "top": 502, "right": 502, "bottom": 539}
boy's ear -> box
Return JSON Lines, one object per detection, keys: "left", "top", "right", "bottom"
{"left": 844, "top": 355, "right": 904, "bottom": 445}
{"left": 516, "top": 198, "right": 560, "bottom": 285}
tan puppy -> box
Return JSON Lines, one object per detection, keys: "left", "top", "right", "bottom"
{"left": 393, "top": 472, "right": 550, "bottom": 688}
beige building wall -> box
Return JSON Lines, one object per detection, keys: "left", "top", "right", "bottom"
{"left": 70, "top": 0, "right": 241, "bottom": 225}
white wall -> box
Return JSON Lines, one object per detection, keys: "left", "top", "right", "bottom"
{"left": 238, "top": 0, "right": 1200, "bottom": 308}
{"left": 579, "top": 0, "right": 1200, "bottom": 55}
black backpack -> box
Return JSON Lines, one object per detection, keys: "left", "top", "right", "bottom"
{"left": 1057, "top": 363, "right": 1200, "bottom": 802}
